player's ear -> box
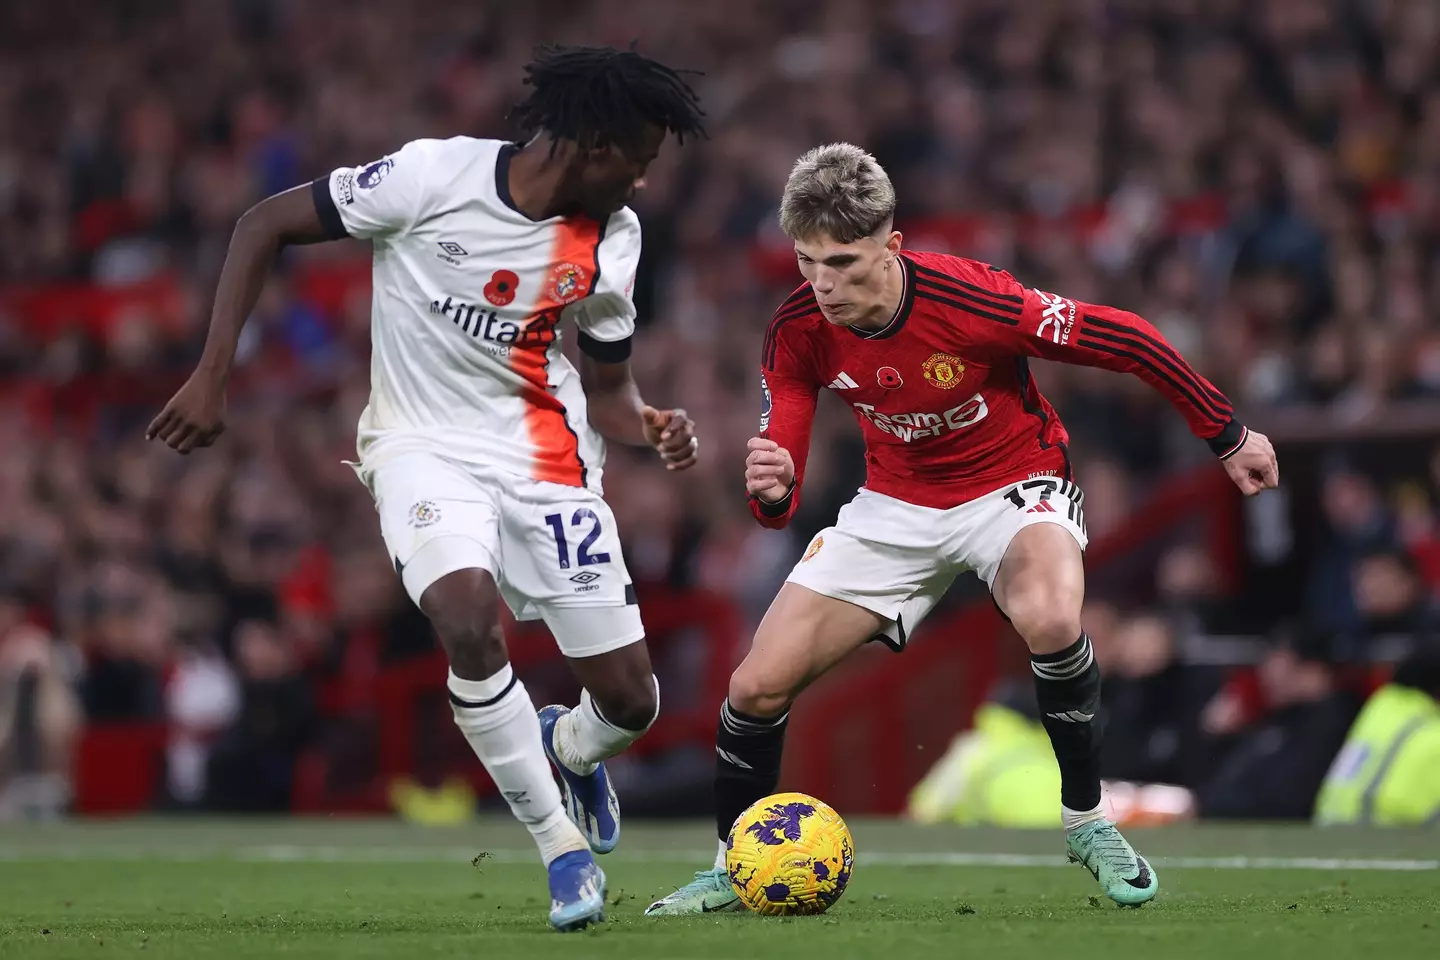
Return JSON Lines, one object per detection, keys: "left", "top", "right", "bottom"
{"left": 885, "top": 230, "right": 903, "bottom": 257}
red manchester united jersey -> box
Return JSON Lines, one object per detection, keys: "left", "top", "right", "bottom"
{"left": 750, "top": 250, "right": 1246, "bottom": 528}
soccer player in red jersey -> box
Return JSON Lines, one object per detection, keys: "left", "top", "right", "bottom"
{"left": 647, "top": 144, "right": 1278, "bottom": 915}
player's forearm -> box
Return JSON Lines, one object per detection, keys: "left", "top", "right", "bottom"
{"left": 585, "top": 380, "right": 650, "bottom": 445}
{"left": 747, "top": 377, "right": 815, "bottom": 529}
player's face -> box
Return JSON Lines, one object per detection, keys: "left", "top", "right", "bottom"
{"left": 794, "top": 231, "right": 902, "bottom": 326}
{"left": 575, "top": 125, "right": 666, "bottom": 217}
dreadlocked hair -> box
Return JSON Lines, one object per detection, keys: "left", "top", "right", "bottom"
{"left": 509, "top": 44, "right": 706, "bottom": 154}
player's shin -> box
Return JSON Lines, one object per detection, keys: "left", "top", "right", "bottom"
{"left": 1030, "top": 634, "right": 1106, "bottom": 829}
{"left": 714, "top": 698, "right": 789, "bottom": 867}
{"left": 448, "top": 666, "right": 588, "bottom": 864}
{"left": 552, "top": 681, "right": 659, "bottom": 774}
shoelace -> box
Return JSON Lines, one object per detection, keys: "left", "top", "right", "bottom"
{"left": 1083, "top": 825, "right": 1136, "bottom": 870}
{"left": 676, "top": 869, "right": 731, "bottom": 892}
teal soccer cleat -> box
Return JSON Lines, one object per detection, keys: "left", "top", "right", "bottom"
{"left": 643, "top": 868, "right": 744, "bottom": 916}
{"left": 1066, "top": 820, "right": 1159, "bottom": 906}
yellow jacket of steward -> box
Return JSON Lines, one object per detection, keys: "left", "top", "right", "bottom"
{"left": 1313, "top": 683, "right": 1440, "bottom": 826}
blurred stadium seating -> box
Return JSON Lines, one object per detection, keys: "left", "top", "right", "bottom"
{"left": 3, "top": 0, "right": 1440, "bottom": 821}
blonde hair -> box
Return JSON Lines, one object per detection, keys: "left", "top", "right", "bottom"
{"left": 778, "top": 143, "right": 896, "bottom": 243}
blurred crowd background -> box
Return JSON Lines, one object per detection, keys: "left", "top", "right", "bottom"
{"left": 2, "top": 0, "right": 1440, "bottom": 824}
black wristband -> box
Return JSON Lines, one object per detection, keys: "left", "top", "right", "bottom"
{"left": 751, "top": 485, "right": 794, "bottom": 517}
{"left": 1207, "top": 420, "right": 1248, "bottom": 459}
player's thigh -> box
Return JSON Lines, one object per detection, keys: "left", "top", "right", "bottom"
{"left": 785, "top": 491, "right": 955, "bottom": 651}
{"left": 963, "top": 480, "right": 1088, "bottom": 654}
{"left": 734, "top": 525, "right": 952, "bottom": 714}
{"left": 730, "top": 582, "right": 887, "bottom": 715}
{"left": 419, "top": 569, "right": 510, "bottom": 678}
{"left": 367, "top": 453, "right": 503, "bottom": 609}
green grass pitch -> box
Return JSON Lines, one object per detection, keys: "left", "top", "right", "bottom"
{"left": 0, "top": 819, "right": 1436, "bottom": 959}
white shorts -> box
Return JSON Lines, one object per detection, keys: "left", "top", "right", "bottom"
{"left": 357, "top": 452, "right": 644, "bottom": 659}
{"left": 785, "top": 478, "right": 1087, "bottom": 650}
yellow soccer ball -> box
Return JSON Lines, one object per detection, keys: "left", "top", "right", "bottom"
{"left": 725, "top": 792, "right": 855, "bottom": 915}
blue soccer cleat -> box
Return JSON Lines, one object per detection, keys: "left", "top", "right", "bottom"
{"left": 538, "top": 704, "right": 621, "bottom": 854}
{"left": 548, "top": 849, "right": 607, "bottom": 932}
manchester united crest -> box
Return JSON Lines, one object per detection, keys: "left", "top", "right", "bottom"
{"left": 801, "top": 535, "right": 824, "bottom": 563}
{"left": 548, "top": 262, "right": 588, "bottom": 305}
{"left": 921, "top": 353, "right": 965, "bottom": 389}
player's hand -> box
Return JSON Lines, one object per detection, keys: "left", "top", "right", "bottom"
{"left": 1222, "top": 428, "right": 1279, "bottom": 496}
{"left": 745, "top": 437, "right": 795, "bottom": 502}
{"left": 642, "top": 405, "right": 699, "bottom": 472}
{"left": 147, "top": 371, "right": 227, "bottom": 454}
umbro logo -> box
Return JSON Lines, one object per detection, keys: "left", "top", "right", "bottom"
{"left": 436, "top": 241, "right": 467, "bottom": 265}
{"left": 569, "top": 571, "right": 601, "bottom": 585}
{"left": 828, "top": 372, "right": 860, "bottom": 390}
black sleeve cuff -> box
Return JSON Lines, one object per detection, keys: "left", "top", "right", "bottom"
{"left": 751, "top": 485, "right": 794, "bottom": 517}
{"left": 578, "top": 331, "right": 633, "bottom": 363}
{"left": 1207, "top": 420, "right": 1248, "bottom": 459}
{"left": 311, "top": 176, "right": 349, "bottom": 240}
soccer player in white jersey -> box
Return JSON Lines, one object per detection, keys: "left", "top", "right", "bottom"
{"left": 149, "top": 46, "right": 706, "bottom": 931}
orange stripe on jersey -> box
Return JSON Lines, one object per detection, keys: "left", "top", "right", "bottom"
{"left": 510, "top": 216, "right": 603, "bottom": 487}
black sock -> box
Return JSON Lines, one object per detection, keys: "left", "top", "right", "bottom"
{"left": 1031, "top": 634, "right": 1102, "bottom": 812}
{"left": 714, "top": 699, "right": 788, "bottom": 842}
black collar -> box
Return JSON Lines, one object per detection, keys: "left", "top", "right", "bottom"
{"left": 846, "top": 255, "right": 916, "bottom": 341}
{"left": 495, "top": 142, "right": 537, "bottom": 221}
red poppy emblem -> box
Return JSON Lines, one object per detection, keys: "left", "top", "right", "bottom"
{"left": 878, "top": 366, "right": 903, "bottom": 389}
{"left": 484, "top": 269, "right": 520, "bottom": 307}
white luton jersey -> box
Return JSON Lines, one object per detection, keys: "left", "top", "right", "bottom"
{"left": 314, "top": 137, "right": 640, "bottom": 493}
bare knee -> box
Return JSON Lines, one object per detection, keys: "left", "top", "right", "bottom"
{"left": 571, "top": 640, "right": 659, "bottom": 731}
{"left": 420, "top": 570, "right": 506, "bottom": 679}
{"left": 725, "top": 583, "right": 883, "bottom": 718}
{"left": 593, "top": 677, "right": 659, "bottom": 732}
{"left": 727, "top": 662, "right": 795, "bottom": 719}
{"left": 994, "top": 523, "right": 1086, "bottom": 655}
{"left": 1002, "top": 584, "right": 1083, "bottom": 654}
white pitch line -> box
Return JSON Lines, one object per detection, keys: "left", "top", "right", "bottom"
{"left": 0, "top": 845, "right": 1434, "bottom": 871}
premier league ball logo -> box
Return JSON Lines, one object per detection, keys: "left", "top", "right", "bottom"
{"left": 357, "top": 157, "right": 395, "bottom": 190}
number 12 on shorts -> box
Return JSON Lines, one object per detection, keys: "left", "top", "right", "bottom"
{"left": 544, "top": 509, "right": 611, "bottom": 569}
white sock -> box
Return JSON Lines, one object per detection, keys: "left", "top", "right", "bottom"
{"left": 552, "top": 680, "right": 659, "bottom": 775}
{"left": 714, "top": 839, "right": 728, "bottom": 871}
{"left": 1062, "top": 801, "right": 1108, "bottom": 832}
{"left": 448, "top": 666, "right": 587, "bottom": 865}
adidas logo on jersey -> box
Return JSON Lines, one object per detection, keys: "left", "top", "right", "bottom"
{"left": 828, "top": 372, "right": 860, "bottom": 390}
{"left": 429, "top": 296, "right": 558, "bottom": 355}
